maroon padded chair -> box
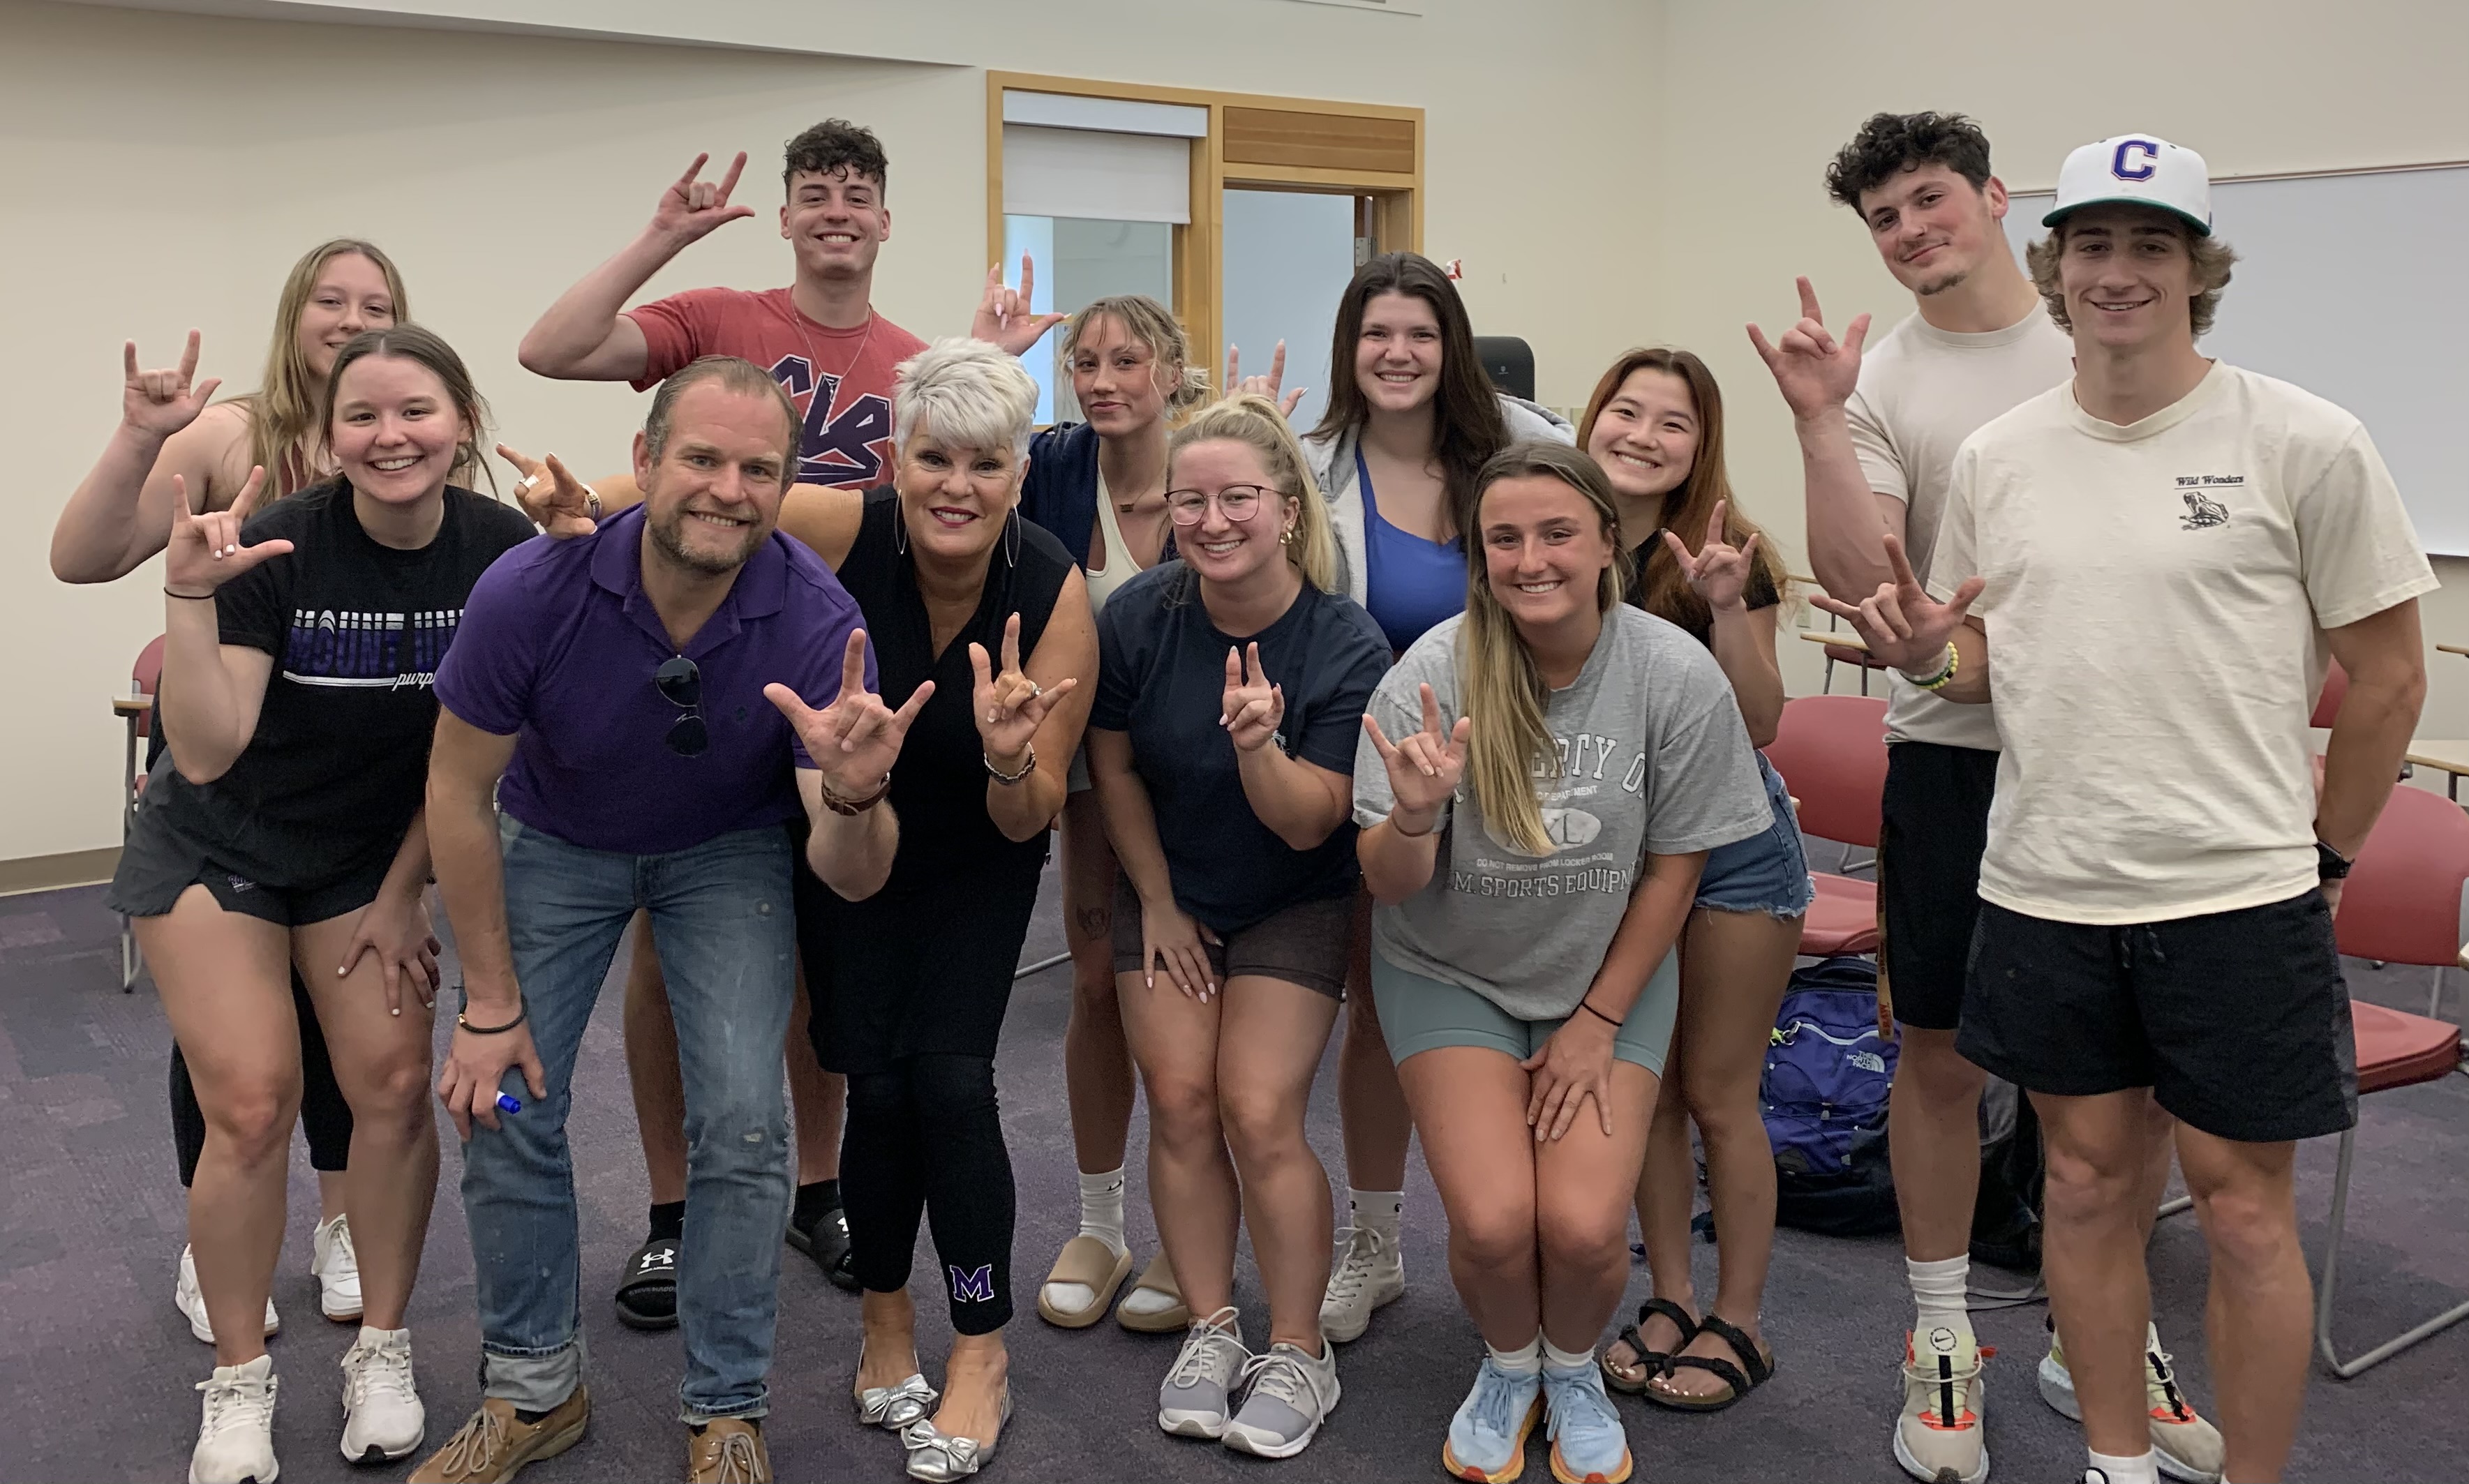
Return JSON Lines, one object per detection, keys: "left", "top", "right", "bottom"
{"left": 1761, "top": 695, "right": 1890, "bottom": 958}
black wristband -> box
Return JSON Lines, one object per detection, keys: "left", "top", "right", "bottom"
{"left": 1576, "top": 998, "right": 1623, "bottom": 1029}
{"left": 456, "top": 1003, "right": 527, "bottom": 1035}
{"left": 165, "top": 586, "right": 214, "bottom": 600}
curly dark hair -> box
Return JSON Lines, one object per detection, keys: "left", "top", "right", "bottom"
{"left": 1825, "top": 112, "right": 1993, "bottom": 213}
{"left": 784, "top": 119, "right": 889, "bottom": 195}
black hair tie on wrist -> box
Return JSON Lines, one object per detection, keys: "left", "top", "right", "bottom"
{"left": 1576, "top": 999, "right": 1622, "bottom": 1029}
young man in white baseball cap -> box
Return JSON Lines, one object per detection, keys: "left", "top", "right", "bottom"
{"left": 1754, "top": 112, "right": 2218, "bottom": 1484}
{"left": 1816, "top": 133, "right": 2434, "bottom": 1484}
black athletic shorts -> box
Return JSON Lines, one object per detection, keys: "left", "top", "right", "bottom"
{"left": 1957, "top": 890, "right": 2357, "bottom": 1144}
{"left": 109, "top": 807, "right": 393, "bottom": 927}
{"left": 1877, "top": 740, "right": 1999, "bottom": 1031}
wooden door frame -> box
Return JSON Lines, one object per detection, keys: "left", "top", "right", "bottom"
{"left": 986, "top": 70, "right": 1422, "bottom": 377}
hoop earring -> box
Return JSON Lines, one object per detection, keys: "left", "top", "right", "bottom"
{"left": 893, "top": 508, "right": 909, "bottom": 557}
{"left": 1004, "top": 507, "right": 1022, "bottom": 567}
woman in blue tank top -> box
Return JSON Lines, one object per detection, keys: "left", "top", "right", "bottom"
{"left": 1295, "top": 251, "right": 1576, "bottom": 1344}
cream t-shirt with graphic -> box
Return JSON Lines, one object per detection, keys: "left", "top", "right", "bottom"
{"left": 1847, "top": 309, "right": 2075, "bottom": 751}
{"left": 1928, "top": 362, "right": 2438, "bottom": 925}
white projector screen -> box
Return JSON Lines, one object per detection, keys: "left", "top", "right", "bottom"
{"left": 2007, "top": 165, "right": 2469, "bottom": 556}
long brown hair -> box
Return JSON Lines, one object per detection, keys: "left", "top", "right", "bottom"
{"left": 1308, "top": 252, "right": 1509, "bottom": 541}
{"left": 1577, "top": 347, "right": 1785, "bottom": 634}
{"left": 231, "top": 239, "right": 411, "bottom": 497}
{"left": 323, "top": 325, "right": 495, "bottom": 495}
{"left": 1456, "top": 442, "right": 1625, "bottom": 857}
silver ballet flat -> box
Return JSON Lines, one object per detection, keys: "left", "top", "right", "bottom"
{"left": 900, "top": 1389, "right": 1013, "bottom": 1481}
{"left": 854, "top": 1342, "right": 939, "bottom": 1432}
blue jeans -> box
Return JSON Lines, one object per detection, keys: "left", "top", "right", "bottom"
{"left": 461, "top": 816, "right": 796, "bottom": 1423}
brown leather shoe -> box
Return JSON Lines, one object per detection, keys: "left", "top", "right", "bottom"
{"left": 687, "top": 1417, "right": 772, "bottom": 1483}
{"left": 408, "top": 1389, "right": 590, "bottom": 1483}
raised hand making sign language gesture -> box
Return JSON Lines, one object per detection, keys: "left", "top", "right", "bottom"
{"left": 1807, "top": 532, "right": 1985, "bottom": 682}
{"left": 123, "top": 331, "right": 223, "bottom": 443}
{"left": 767, "top": 629, "right": 932, "bottom": 803}
{"left": 1661, "top": 497, "right": 1763, "bottom": 613}
{"left": 1362, "top": 681, "right": 1472, "bottom": 828}
{"left": 163, "top": 468, "right": 289, "bottom": 596}
{"left": 971, "top": 610, "right": 1075, "bottom": 768}
{"left": 1745, "top": 276, "right": 1871, "bottom": 421}
{"left": 651, "top": 151, "right": 758, "bottom": 247}
{"left": 972, "top": 255, "right": 1069, "bottom": 358}
{"left": 1221, "top": 642, "right": 1285, "bottom": 751}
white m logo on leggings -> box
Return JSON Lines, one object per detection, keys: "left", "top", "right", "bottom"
{"left": 948, "top": 1264, "right": 995, "bottom": 1304}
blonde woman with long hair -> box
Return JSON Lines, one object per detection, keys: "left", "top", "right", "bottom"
{"left": 1087, "top": 395, "right": 1389, "bottom": 1457}
{"left": 1352, "top": 442, "right": 1770, "bottom": 1484}
{"left": 51, "top": 238, "right": 413, "bottom": 1352}
{"left": 1017, "top": 294, "right": 1212, "bottom": 1333}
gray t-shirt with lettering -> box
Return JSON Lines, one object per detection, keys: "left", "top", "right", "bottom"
{"left": 1352, "top": 606, "right": 1770, "bottom": 1021}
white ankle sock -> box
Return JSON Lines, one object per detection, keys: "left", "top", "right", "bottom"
{"left": 1077, "top": 1168, "right": 1128, "bottom": 1254}
{"left": 1488, "top": 1337, "right": 1543, "bottom": 1377}
{"left": 1539, "top": 1337, "right": 1594, "bottom": 1372}
{"left": 2086, "top": 1448, "right": 2158, "bottom": 1484}
{"left": 1041, "top": 1169, "right": 1130, "bottom": 1312}
{"left": 1906, "top": 1254, "right": 1971, "bottom": 1333}
{"left": 1348, "top": 1189, "right": 1403, "bottom": 1240}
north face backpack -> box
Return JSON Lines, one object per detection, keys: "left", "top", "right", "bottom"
{"left": 1763, "top": 955, "right": 1900, "bottom": 1236}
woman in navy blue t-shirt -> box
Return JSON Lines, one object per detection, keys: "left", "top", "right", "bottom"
{"left": 1087, "top": 396, "right": 1388, "bottom": 1458}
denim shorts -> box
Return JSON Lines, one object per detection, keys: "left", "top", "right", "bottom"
{"left": 1694, "top": 752, "right": 1813, "bottom": 918}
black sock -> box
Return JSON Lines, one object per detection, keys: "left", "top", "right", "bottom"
{"left": 648, "top": 1200, "right": 686, "bottom": 1243}
{"left": 792, "top": 1179, "right": 842, "bottom": 1229}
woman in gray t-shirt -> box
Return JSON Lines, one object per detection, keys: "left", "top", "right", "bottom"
{"left": 1352, "top": 442, "right": 1768, "bottom": 1484}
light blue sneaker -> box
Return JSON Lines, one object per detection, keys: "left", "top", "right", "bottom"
{"left": 1542, "top": 1360, "right": 1632, "bottom": 1483}
{"left": 1443, "top": 1357, "right": 1544, "bottom": 1483}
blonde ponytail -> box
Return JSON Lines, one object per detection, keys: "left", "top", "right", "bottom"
{"left": 1168, "top": 394, "right": 1339, "bottom": 592}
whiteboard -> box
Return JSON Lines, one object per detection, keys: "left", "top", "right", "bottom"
{"left": 2006, "top": 165, "right": 2469, "bottom": 555}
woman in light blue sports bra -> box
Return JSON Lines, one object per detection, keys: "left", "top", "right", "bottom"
{"left": 1295, "top": 251, "right": 1575, "bottom": 1341}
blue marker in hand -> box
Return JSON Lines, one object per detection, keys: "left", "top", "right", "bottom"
{"left": 496, "top": 1093, "right": 523, "bottom": 1115}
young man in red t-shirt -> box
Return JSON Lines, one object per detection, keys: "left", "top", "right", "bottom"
{"left": 518, "top": 119, "right": 1061, "bottom": 1319}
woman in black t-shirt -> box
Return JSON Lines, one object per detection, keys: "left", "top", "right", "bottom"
{"left": 1581, "top": 348, "right": 1805, "bottom": 1410}
{"left": 1087, "top": 396, "right": 1389, "bottom": 1458}
{"left": 108, "top": 326, "right": 535, "bottom": 1484}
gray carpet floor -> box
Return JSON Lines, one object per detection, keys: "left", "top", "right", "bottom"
{"left": 3, "top": 866, "right": 2463, "bottom": 1483}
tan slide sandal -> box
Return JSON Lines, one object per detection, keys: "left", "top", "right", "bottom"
{"left": 1035, "top": 1235, "right": 1135, "bottom": 1329}
{"left": 1114, "top": 1249, "right": 1191, "bottom": 1333}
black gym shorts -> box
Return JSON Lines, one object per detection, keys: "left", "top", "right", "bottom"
{"left": 1877, "top": 740, "right": 2000, "bottom": 1032}
{"left": 109, "top": 808, "right": 394, "bottom": 928}
{"left": 1956, "top": 890, "right": 2358, "bottom": 1144}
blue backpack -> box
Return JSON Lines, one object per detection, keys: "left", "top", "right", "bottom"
{"left": 1763, "top": 955, "right": 1900, "bottom": 1237}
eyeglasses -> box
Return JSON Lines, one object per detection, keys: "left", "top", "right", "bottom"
{"left": 656, "top": 655, "right": 707, "bottom": 758}
{"left": 1165, "top": 484, "right": 1275, "bottom": 526}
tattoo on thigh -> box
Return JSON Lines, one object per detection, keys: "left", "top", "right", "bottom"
{"left": 1076, "top": 906, "right": 1111, "bottom": 942}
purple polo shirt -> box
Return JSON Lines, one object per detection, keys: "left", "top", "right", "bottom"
{"left": 433, "top": 504, "right": 873, "bottom": 855}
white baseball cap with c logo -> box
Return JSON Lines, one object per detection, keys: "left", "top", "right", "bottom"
{"left": 2045, "top": 135, "right": 2213, "bottom": 236}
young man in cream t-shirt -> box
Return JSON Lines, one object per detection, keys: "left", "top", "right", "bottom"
{"left": 1754, "top": 112, "right": 2213, "bottom": 1484}
{"left": 1819, "top": 135, "right": 2434, "bottom": 1484}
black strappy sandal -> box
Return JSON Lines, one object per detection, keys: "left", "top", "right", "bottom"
{"left": 1646, "top": 1313, "right": 1775, "bottom": 1413}
{"left": 1602, "top": 1297, "right": 1698, "bottom": 1395}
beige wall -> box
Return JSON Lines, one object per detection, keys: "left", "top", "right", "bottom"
{"left": 2, "top": 0, "right": 1662, "bottom": 863}
{"left": 1650, "top": 0, "right": 2469, "bottom": 734}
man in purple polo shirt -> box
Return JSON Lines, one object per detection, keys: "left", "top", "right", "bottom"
{"left": 413, "top": 356, "right": 927, "bottom": 1484}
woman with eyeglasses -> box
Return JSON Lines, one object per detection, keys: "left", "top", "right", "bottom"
{"left": 1087, "top": 395, "right": 1389, "bottom": 1458}
{"left": 104, "top": 325, "right": 535, "bottom": 1484}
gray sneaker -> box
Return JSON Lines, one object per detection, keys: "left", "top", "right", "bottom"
{"left": 1222, "top": 1340, "right": 1341, "bottom": 1459}
{"left": 1157, "top": 1307, "right": 1249, "bottom": 1439}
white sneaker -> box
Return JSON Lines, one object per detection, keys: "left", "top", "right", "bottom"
{"left": 1222, "top": 1340, "right": 1341, "bottom": 1458}
{"left": 339, "top": 1326, "right": 425, "bottom": 1463}
{"left": 2041, "top": 1323, "right": 2225, "bottom": 1483}
{"left": 1318, "top": 1226, "right": 1403, "bottom": 1344}
{"left": 191, "top": 1354, "right": 278, "bottom": 1484}
{"left": 312, "top": 1215, "right": 364, "bottom": 1323}
{"left": 1158, "top": 1307, "right": 1251, "bottom": 1439}
{"left": 177, "top": 1245, "right": 278, "bottom": 1347}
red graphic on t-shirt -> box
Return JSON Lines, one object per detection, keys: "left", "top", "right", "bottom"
{"left": 627, "top": 286, "right": 928, "bottom": 490}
